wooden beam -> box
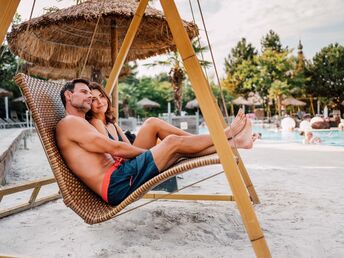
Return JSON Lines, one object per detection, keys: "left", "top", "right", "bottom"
{"left": 143, "top": 193, "right": 234, "bottom": 201}
{"left": 0, "top": 0, "right": 20, "bottom": 45}
{"left": 29, "top": 186, "right": 41, "bottom": 204}
{"left": 0, "top": 177, "right": 56, "bottom": 196}
{"left": 232, "top": 148, "right": 260, "bottom": 204}
{"left": 0, "top": 177, "right": 60, "bottom": 219}
{"left": 0, "top": 193, "right": 61, "bottom": 219}
{"left": 159, "top": 1, "right": 270, "bottom": 257}
{"left": 104, "top": 0, "right": 149, "bottom": 95}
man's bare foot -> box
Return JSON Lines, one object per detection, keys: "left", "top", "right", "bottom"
{"left": 224, "top": 109, "right": 246, "bottom": 139}
{"left": 229, "top": 118, "right": 253, "bottom": 149}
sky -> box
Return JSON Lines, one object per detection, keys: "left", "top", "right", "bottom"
{"left": 15, "top": 0, "right": 344, "bottom": 79}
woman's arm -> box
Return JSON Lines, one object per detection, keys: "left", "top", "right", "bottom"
{"left": 113, "top": 123, "right": 131, "bottom": 144}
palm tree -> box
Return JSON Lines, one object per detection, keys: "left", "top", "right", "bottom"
{"left": 145, "top": 39, "right": 211, "bottom": 115}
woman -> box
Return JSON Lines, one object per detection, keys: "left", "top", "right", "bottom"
{"left": 86, "top": 82, "right": 131, "bottom": 145}
{"left": 86, "top": 82, "right": 248, "bottom": 150}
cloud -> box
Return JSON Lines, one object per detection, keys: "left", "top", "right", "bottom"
{"left": 182, "top": 0, "right": 344, "bottom": 77}
{"left": 16, "top": 0, "right": 344, "bottom": 78}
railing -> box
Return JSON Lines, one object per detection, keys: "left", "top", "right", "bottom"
{"left": 0, "top": 177, "right": 60, "bottom": 219}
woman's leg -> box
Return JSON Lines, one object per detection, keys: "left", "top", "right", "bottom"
{"left": 133, "top": 118, "right": 192, "bottom": 148}
{"left": 134, "top": 110, "right": 247, "bottom": 149}
{"left": 151, "top": 118, "right": 253, "bottom": 171}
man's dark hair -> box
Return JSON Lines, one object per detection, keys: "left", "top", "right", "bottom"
{"left": 60, "top": 78, "right": 90, "bottom": 108}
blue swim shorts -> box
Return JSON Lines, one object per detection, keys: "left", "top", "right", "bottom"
{"left": 103, "top": 150, "right": 159, "bottom": 206}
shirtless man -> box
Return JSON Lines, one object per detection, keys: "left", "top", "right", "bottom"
{"left": 56, "top": 79, "right": 254, "bottom": 206}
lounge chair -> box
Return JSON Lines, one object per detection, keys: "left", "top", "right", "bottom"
{"left": 5, "top": 118, "right": 26, "bottom": 128}
{"left": 0, "top": 118, "right": 9, "bottom": 129}
{"left": 15, "top": 73, "right": 259, "bottom": 224}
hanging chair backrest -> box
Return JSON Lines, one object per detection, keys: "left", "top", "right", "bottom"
{"left": 15, "top": 73, "right": 115, "bottom": 222}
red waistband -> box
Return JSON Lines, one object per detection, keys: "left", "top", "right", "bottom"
{"left": 101, "top": 158, "right": 124, "bottom": 203}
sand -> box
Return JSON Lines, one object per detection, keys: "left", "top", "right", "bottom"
{"left": 1, "top": 134, "right": 344, "bottom": 258}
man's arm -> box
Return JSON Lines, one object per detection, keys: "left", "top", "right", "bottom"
{"left": 57, "top": 116, "right": 146, "bottom": 159}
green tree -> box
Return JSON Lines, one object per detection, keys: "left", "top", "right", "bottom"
{"left": 0, "top": 44, "right": 20, "bottom": 118}
{"left": 145, "top": 39, "right": 211, "bottom": 115}
{"left": 224, "top": 37, "right": 257, "bottom": 75}
{"left": 307, "top": 43, "right": 344, "bottom": 107}
{"left": 261, "top": 30, "right": 285, "bottom": 53}
{"left": 118, "top": 73, "right": 172, "bottom": 118}
{"left": 223, "top": 38, "right": 258, "bottom": 99}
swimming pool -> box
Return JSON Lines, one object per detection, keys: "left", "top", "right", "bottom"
{"left": 199, "top": 124, "right": 344, "bottom": 147}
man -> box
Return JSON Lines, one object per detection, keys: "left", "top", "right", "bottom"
{"left": 56, "top": 79, "right": 254, "bottom": 205}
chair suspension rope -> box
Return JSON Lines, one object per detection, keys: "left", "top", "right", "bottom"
{"left": 187, "top": 0, "right": 209, "bottom": 82}
{"left": 16, "top": 0, "right": 36, "bottom": 74}
{"left": 26, "top": 0, "right": 36, "bottom": 33}
{"left": 191, "top": 0, "right": 238, "bottom": 150}
{"left": 80, "top": 0, "right": 107, "bottom": 76}
{"left": 114, "top": 170, "right": 224, "bottom": 218}
{"left": 195, "top": 0, "right": 230, "bottom": 125}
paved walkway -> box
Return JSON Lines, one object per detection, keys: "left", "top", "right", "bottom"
{"left": 0, "top": 128, "right": 29, "bottom": 185}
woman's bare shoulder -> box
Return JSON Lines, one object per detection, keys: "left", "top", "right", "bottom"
{"left": 89, "top": 118, "right": 104, "bottom": 126}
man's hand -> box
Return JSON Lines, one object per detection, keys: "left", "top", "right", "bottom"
{"left": 56, "top": 116, "right": 146, "bottom": 159}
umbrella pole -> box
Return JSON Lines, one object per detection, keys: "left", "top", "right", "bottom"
{"left": 310, "top": 96, "right": 315, "bottom": 116}
{"left": 5, "top": 96, "right": 9, "bottom": 120}
{"left": 111, "top": 20, "right": 119, "bottom": 121}
{"left": 105, "top": 0, "right": 150, "bottom": 96}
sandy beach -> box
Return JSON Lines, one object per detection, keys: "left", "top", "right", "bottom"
{"left": 1, "top": 133, "right": 344, "bottom": 257}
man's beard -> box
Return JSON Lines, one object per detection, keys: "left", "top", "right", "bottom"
{"left": 71, "top": 101, "right": 91, "bottom": 113}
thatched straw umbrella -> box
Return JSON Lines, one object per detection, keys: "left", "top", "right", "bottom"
{"left": 282, "top": 97, "right": 306, "bottom": 106}
{"left": 232, "top": 96, "right": 251, "bottom": 106}
{"left": 7, "top": 0, "right": 198, "bottom": 81}
{"left": 0, "top": 88, "right": 13, "bottom": 97}
{"left": 185, "top": 99, "right": 199, "bottom": 109}
{"left": 137, "top": 98, "right": 160, "bottom": 109}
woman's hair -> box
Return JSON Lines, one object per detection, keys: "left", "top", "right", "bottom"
{"left": 85, "top": 82, "right": 116, "bottom": 124}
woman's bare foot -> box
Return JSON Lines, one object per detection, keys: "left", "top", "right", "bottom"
{"left": 224, "top": 109, "right": 246, "bottom": 139}
{"left": 229, "top": 118, "right": 253, "bottom": 149}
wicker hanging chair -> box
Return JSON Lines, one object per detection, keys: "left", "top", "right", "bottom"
{"left": 14, "top": 73, "right": 227, "bottom": 224}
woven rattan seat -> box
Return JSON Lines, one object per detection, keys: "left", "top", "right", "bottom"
{"left": 15, "top": 73, "right": 223, "bottom": 224}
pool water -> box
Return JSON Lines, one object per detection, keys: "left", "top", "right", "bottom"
{"left": 199, "top": 124, "right": 344, "bottom": 147}
{"left": 253, "top": 126, "right": 344, "bottom": 147}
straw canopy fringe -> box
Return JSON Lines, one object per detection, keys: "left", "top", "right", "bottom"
{"left": 27, "top": 64, "right": 129, "bottom": 81}
{"left": 7, "top": 0, "right": 198, "bottom": 71}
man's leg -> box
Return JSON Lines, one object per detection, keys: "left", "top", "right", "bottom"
{"left": 150, "top": 118, "right": 253, "bottom": 171}
{"left": 134, "top": 110, "right": 246, "bottom": 149}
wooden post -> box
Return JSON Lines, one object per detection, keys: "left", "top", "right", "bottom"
{"left": 104, "top": 0, "right": 149, "bottom": 96}
{"left": 159, "top": 0, "right": 270, "bottom": 257}
{"left": 110, "top": 20, "right": 119, "bottom": 120}
{"left": 0, "top": 0, "right": 20, "bottom": 45}
{"left": 310, "top": 96, "right": 315, "bottom": 116}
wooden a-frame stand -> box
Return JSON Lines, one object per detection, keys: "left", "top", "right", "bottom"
{"left": 103, "top": 0, "right": 271, "bottom": 257}
{"left": 0, "top": 0, "right": 270, "bottom": 257}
